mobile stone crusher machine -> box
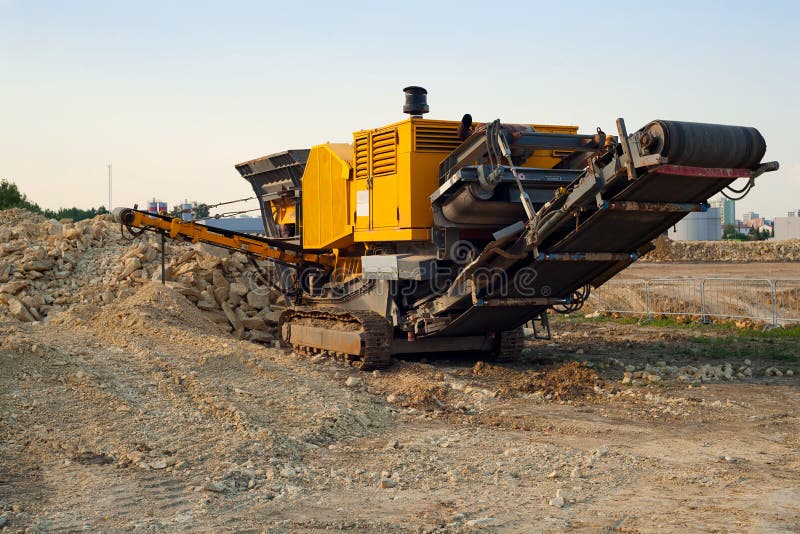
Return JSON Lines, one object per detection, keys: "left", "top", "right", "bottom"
{"left": 114, "top": 87, "right": 777, "bottom": 369}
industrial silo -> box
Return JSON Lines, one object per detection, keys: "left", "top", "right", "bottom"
{"left": 670, "top": 207, "right": 722, "bottom": 241}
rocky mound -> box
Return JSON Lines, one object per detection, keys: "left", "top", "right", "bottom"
{"left": 0, "top": 208, "right": 282, "bottom": 342}
{"left": 641, "top": 235, "right": 800, "bottom": 262}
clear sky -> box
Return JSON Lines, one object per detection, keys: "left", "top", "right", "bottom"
{"left": 1, "top": 0, "right": 798, "bottom": 219}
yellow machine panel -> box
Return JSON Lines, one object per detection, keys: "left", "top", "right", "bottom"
{"left": 301, "top": 143, "right": 354, "bottom": 250}
{"left": 351, "top": 118, "right": 461, "bottom": 243}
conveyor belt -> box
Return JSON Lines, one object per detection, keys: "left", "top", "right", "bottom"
{"left": 432, "top": 119, "right": 775, "bottom": 337}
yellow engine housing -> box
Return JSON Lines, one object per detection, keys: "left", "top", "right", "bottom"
{"left": 301, "top": 117, "right": 577, "bottom": 250}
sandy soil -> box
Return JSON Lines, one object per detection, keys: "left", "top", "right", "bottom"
{"left": 622, "top": 262, "right": 800, "bottom": 280}
{"left": 1, "top": 282, "right": 798, "bottom": 532}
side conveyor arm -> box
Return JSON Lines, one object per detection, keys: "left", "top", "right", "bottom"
{"left": 112, "top": 208, "right": 335, "bottom": 269}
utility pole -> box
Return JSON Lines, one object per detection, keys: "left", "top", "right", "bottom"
{"left": 108, "top": 164, "right": 112, "bottom": 211}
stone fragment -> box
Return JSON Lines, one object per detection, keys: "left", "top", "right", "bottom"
{"left": 465, "top": 517, "right": 494, "bottom": 528}
{"left": 378, "top": 477, "right": 397, "bottom": 489}
{"left": 723, "top": 364, "right": 733, "bottom": 379}
{"left": 247, "top": 330, "right": 275, "bottom": 343}
{"left": 7, "top": 296, "right": 35, "bottom": 322}
{"left": 212, "top": 270, "right": 230, "bottom": 304}
{"left": 117, "top": 257, "right": 141, "bottom": 280}
{"left": 258, "top": 308, "right": 283, "bottom": 324}
{"left": 204, "top": 481, "right": 226, "bottom": 493}
{"left": 229, "top": 282, "right": 248, "bottom": 297}
{"left": 345, "top": 376, "right": 362, "bottom": 388}
{"left": 24, "top": 259, "right": 54, "bottom": 272}
{"left": 242, "top": 317, "right": 267, "bottom": 330}
{"left": 62, "top": 226, "right": 81, "bottom": 240}
{"left": 246, "top": 290, "right": 270, "bottom": 310}
{"left": 196, "top": 299, "right": 217, "bottom": 311}
{"left": 221, "top": 301, "right": 244, "bottom": 338}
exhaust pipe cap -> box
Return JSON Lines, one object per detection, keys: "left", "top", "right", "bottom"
{"left": 403, "top": 86, "right": 429, "bottom": 117}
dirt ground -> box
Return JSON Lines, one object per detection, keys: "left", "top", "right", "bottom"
{"left": 623, "top": 262, "right": 800, "bottom": 280}
{"left": 1, "top": 282, "right": 799, "bottom": 532}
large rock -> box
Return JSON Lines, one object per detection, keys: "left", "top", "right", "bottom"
{"left": 229, "top": 282, "right": 248, "bottom": 297}
{"left": 196, "top": 299, "right": 218, "bottom": 311}
{"left": 1, "top": 280, "right": 29, "bottom": 294}
{"left": 62, "top": 226, "right": 81, "bottom": 240}
{"left": 1, "top": 241, "right": 26, "bottom": 254}
{"left": 242, "top": 317, "right": 267, "bottom": 331}
{"left": 23, "top": 259, "right": 54, "bottom": 272}
{"left": 7, "top": 296, "right": 35, "bottom": 322}
{"left": 117, "top": 257, "right": 141, "bottom": 281}
{"left": 22, "top": 294, "right": 45, "bottom": 309}
{"left": 221, "top": 301, "right": 244, "bottom": 338}
{"left": 0, "top": 263, "right": 12, "bottom": 282}
{"left": 258, "top": 308, "right": 284, "bottom": 324}
{"left": 212, "top": 270, "right": 230, "bottom": 304}
{"left": 246, "top": 290, "right": 270, "bottom": 310}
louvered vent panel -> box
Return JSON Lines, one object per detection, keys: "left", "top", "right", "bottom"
{"left": 415, "top": 123, "right": 461, "bottom": 152}
{"left": 354, "top": 134, "right": 369, "bottom": 179}
{"left": 371, "top": 129, "right": 396, "bottom": 176}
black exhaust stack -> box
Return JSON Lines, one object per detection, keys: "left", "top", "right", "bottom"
{"left": 403, "top": 86, "right": 429, "bottom": 117}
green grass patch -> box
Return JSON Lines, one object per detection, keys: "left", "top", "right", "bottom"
{"left": 558, "top": 313, "right": 800, "bottom": 339}
{"left": 738, "top": 324, "right": 800, "bottom": 339}
{"left": 554, "top": 312, "right": 799, "bottom": 362}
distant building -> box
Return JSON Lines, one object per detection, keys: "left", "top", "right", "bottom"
{"left": 742, "top": 211, "right": 760, "bottom": 227}
{"left": 710, "top": 198, "right": 736, "bottom": 227}
{"left": 671, "top": 208, "right": 722, "bottom": 241}
{"left": 722, "top": 198, "right": 736, "bottom": 226}
{"left": 201, "top": 217, "right": 265, "bottom": 235}
{"left": 774, "top": 214, "right": 800, "bottom": 240}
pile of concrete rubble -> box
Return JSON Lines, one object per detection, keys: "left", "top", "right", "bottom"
{"left": 0, "top": 208, "right": 282, "bottom": 342}
{"left": 643, "top": 235, "right": 800, "bottom": 262}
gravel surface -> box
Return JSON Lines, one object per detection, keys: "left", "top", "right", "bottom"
{"left": 1, "top": 284, "right": 798, "bottom": 532}
{"left": 1, "top": 209, "right": 798, "bottom": 531}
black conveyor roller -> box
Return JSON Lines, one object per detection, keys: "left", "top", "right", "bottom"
{"left": 642, "top": 120, "right": 766, "bottom": 169}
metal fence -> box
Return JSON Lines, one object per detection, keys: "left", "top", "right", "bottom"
{"left": 588, "top": 278, "right": 800, "bottom": 325}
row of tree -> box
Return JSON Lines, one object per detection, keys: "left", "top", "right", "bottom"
{"left": 0, "top": 179, "right": 109, "bottom": 222}
{"left": 1, "top": 178, "right": 213, "bottom": 223}
{"left": 722, "top": 224, "right": 773, "bottom": 241}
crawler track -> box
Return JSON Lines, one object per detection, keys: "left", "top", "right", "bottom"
{"left": 279, "top": 307, "right": 393, "bottom": 370}
{"left": 493, "top": 327, "right": 526, "bottom": 362}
